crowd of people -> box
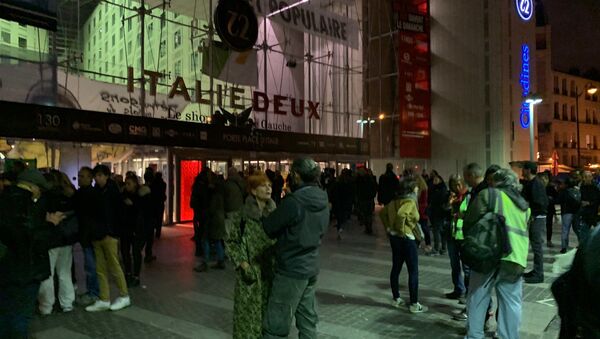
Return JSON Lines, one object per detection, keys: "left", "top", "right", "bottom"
{"left": 0, "top": 163, "right": 166, "bottom": 338}
{"left": 2, "top": 156, "right": 600, "bottom": 338}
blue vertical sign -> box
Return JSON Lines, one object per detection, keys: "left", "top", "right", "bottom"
{"left": 519, "top": 44, "right": 530, "bottom": 128}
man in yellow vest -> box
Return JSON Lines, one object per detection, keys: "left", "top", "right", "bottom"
{"left": 463, "top": 168, "right": 531, "bottom": 339}
{"left": 445, "top": 175, "right": 470, "bottom": 301}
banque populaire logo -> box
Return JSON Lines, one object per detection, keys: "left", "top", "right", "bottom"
{"left": 515, "top": 0, "right": 533, "bottom": 21}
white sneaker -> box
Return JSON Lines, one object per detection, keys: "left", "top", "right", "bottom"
{"left": 62, "top": 306, "right": 74, "bottom": 313}
{"left": 409, "top": 302, "right": 428, "bottom": 313}
{"left": 85, "top": 300, "right": 110, "bottom": 312}
{"left": 110, "top": 296, "right": 131, "bottom": 311}
{"left": 391, "top": 298, "right": 405, "bottom": 308}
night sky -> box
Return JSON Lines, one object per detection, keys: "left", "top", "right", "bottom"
{"left": 541, "top": 0, "right": 600, "bottom": 73}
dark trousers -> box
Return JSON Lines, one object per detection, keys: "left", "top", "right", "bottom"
{"left": 529, "top": 216, "right": 546, "bottom": 278}
{"left": 0, "top": 283, "right": 39, "bottom": 339}
{"left": 389, "top": 235, "right": 419, "bottom": 304}
{"left": 144, "top": 224, "right": 155, "bottom": 258}
{"left": 155, "top": 204, "right": 165, "bottom": 238}
{"left": 263, "top": 274, "right": 318, "bottom": 339}
{"left": 546, "top": 209, "right": 555, "bottom": 243}
{"left": 447, "top": 237, "right": 470, "bottom": 294}
{"left": 121, "top": 234, "right": 144, "bottom": 277}
{"left": 193, "top": 209, "right": 207, "bottom": 257}
{"left": 431, "top": 219, "right": 447, "bottom": 253}
{"left": 357, "top": 200, "right": 374, "bottom": 233}
{"left": 420, "top": 219, "right": 431, "bottom": 246}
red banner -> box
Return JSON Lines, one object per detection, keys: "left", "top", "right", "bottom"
{"left": 395, "top": 0, "right": 431, "bottom": 158}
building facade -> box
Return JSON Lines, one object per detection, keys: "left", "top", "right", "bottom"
{"left": 536, "top": 23, "right": 600, "bottom": 169}
{"left": 365, "top": 0, "right": 539, "bottom": 178}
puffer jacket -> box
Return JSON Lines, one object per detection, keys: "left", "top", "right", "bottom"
{"left": 380, "top": 197, "right": 422, "bottom": 240}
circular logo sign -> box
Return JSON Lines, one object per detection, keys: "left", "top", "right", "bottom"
{"left": 214, "top": 0, "right": 259, "bottom": 52}
{"left": 515, "top": 0, "right": 533, "bottom": 21}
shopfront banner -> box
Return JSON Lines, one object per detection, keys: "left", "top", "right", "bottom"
{"left": 251, "top": 0, "right": 359, "bottom": 49}
{"left": 394, "top": 0, "right": 431, "bottom": 159}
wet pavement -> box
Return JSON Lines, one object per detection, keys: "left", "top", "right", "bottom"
{"left": 30, "top": 213, "right": 564, "bottom": 338}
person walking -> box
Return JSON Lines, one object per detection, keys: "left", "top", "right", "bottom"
{"left": 331, "top": 169, "right": 354, "bottom": 239}
{"left": 151, "top": 172, "right": 167, "bottom": 239}
{"left": 74, "top": 166, "right": 101, "bottom": 306}
{"left": 226, "top": 172, "right": 277, "bottom": 339}
{"left": 380, "top": 177, "right": 428, "bottom": 313}
{"left": 428, "top": 171, "right": 450, "bottom": 256}
{"left": 85, "top": 165, "right": 131, "bottom": 312}
{"left": 520, "top": 161, "right": 549, "bottom": 284}
{"left": 558, "top": 176, "right": 582, "bottom": 254}
{"left": 0, "top": 169, "right": 66, "bottom": 338}
{"left": 378, "top": 163, "right": 400, "bottom": 206}
{"left": 463, "top": 168, "right": 531, "bottom": 339}
{"left": 191, "top": 170, "right": 211, "bottom": 270}
{"left": 205, "top": 172, "right": 226, "bottom": 270}
{"left": 356, "top": 167, "right": 378, "bottom": 235}
{"left": 261, "top": 158, "right": 330, "bottom": 339}
{"left": 142, "top": 169, "right": 157, "bottom": 264}
{"left": 37, "top": 170, "right": 78, "bottom": 315}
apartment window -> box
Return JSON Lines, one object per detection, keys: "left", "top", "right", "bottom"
{"left": 175, "top": 60, "right": 182, "bottom": 75}
{"left": 105, "top": 22, "right": 108, "bottom": 34}
{"left": 112, "top": 34, "right": 115, "bottom": 46}
{"left": 571, "top": 106, "right": 576, "bottom": 121}
{"left": 128, "top": 19, "right": 132, "bottom": 32}
{"left": 554, "top": 102, "right": 559, "bottom": 119}
{"left": 595, "top": 136, "right": 598, "bottom": 149}
{"left": 570, "top": 80, "right": 576, "bottom": 97}
{"left": 18, "top": 37, "right": 26, "bottom": 48}
{"left": 93, "top": 35, "right": 96, "bottom": 46}
{"left": 105, "top": 61, "right": 108, "bottom": 73}
{"left": 571, "top": 155, "right": 577, "bottom": 166}
{"left": 554, "top": 133, "right": 560, "bottom": 147}
{"left": 128, "top": 41, "right": 132, "bottom": 53}
{"left": 99, "top": 8, "right": 102, "bottom": 21}
{"left": 553, "top": 76, "right": 559, "bottom": 94}
{"left": 191, "top": 52, "right": 198, "bottom": 70}
{"left": 562, "top": 103, "right": 568, "bottom": 120}
{"left": 586, "top": 109, "right": 591, "bottom": 123}
{"left": 562, "top": 79, "right": 567, "bottom": 95}
{"left": 587, "top": 134, "right": 591, "bottom": 149}
{"left": 99, "top": 51, "right": 102, "bottom": 59}
{"left": 88, "top": 23, "right": 91, "bottom": 36}
{"left": 120, "top": 49, "right": 123, "bottom": 60}
{"left": 148, "top": 23, "right": 153, "bottom": 37}
{"left": 112, "top": 13, "right": 116, "bottom": 26}
{"left": 105, "top": 41, "right": 108, "bottom": 52}
{"left": 93, "top": 17, "right": 96, "bottom": 28}
{"left": 174, "top": 30, "right": 182, "bottom": 49}
{"left": 1, "top": 31, "right": 10, "bottom": 43}
{"left": 159, "top": 40, "right": 166, "bottom": 58}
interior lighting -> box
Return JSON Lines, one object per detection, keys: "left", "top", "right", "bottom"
{"left": 268, "top": 0, "right": 310, "bottom": 17}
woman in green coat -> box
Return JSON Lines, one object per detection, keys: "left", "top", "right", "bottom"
{"left": 225, "top": 171, "right": 277, "bottom": 338}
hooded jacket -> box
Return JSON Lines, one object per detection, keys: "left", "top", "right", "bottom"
{"left": 380, "top": 196, "right": 422, "bottom": 240}
{"left": 263, "top": 184, "right": 330, "bottom": 279}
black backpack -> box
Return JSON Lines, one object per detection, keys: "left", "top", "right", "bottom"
{"left": 462, "top": 188, "right": 513, "bottom": 274}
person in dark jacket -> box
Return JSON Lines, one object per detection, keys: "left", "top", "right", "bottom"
{"left": 378, "top": 163, "right": 400, "bottom": 205}
{"left": 0, "top": 169, "right": 65, "bottom": 338}
{"left": 520, "top": 161, "right": 549, "bottom": 283}
{"left": 224, "top": 167, "right": 246, "bottom": 218}
{"left": 74, "top": 166, "right": 101, "bottom": 306}
{"left": 427, "top": 171, "right": 450, "bottom": 255}
{"left": 545, "top": 177, "right": 559, "bottom": 247}
{"left": 558, "top": 176, "right": 582, "bottom": 254}
{"left": 85, "top": 165, "right": 130, "bottom": 312}
{"left": 578, "top": 171, "right": 600, "bottom": 245}
{"left": 204, "top": 172, "right": 226, "bottom": 270}
{"left": 262, "top": 158, "right": 330, "bottom": 339}
{"left": 142, "top": 168, "right": 157, "bottom": 263}
{"left": 120, "top": 176, "right": 152, "bottom": 287}
{"left": 331, "top": 168, "right": 354, "bottom": 239}
{"left": 191, "top": 169, "right": 211, "bottom": 268}
{"left": 151, "top": 172, "right": 167, "bottom": 239}
{"left": 271, "top": 170, "right": 285, "bottom": 205}
{"left": 38, "top": 170, "right": 77, "bottom": 315}
{"left": 356, "top": 167, "right": 378, "bottom": 234}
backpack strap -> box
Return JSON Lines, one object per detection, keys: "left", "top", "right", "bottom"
{"left": 488, "top": 187, "right": 497, "bottom": 213}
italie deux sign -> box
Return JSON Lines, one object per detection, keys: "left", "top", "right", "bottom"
{"left": 124, "top": 67, "right": 320, "bottom": 133}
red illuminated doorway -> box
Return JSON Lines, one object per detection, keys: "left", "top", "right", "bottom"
{"left": 179, "top": 160, "right": 203, "bottom": 222}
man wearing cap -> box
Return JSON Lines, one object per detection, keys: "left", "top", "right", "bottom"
{"left": 262, "top": 158, "right": 330, "bottom": 339}
{"left": 0, "top": 169, "right": 66, "bottom": 338}
{"left": 521, "top": 161, "right": 549, "bottom": 283}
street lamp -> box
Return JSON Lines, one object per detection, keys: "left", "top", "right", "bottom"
{"left": 356, "top": 118, "right": 375, "bottom": 138}
{"left": 378, "top": 113, "right": 385, "bottom": 158}
{"left": 525, "top": 93, "right": 543, "bottom": 161}
{"left": 575, "top": 83, "right": 598, "bottom": 167}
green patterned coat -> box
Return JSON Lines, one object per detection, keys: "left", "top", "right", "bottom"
{"left": 225, "top": 196, "right": 276, "bottom": 339}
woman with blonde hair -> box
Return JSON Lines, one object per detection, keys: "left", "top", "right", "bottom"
{"left": 225, "top": 171, "right": 277, "bottom": 338}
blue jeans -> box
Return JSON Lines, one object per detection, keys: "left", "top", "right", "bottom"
{"left": 389, "top": 235, "right": 419, "bottom": 304}
{"left": 561, "top": 213, "right": 575, "bottom": 249}
{"left": 83, "top": 246, "right": 100, "bottom": 298}
{"left": 466, "top": 269, "right": 522, "bottom": 339}
{"left": 203, "top": 239, "right": 224, "bottom": 263}
{"left": 447, "top": 238, "right": 470, "bottom": 294}
{"left": 0, "top": 282, "right": 39, "bottom": 339}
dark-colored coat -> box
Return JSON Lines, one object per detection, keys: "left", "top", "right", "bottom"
{"left": 224, "top": 174, "right": 246, "bottom": 215}
{"left": 0, "top": 185, "right": 64, "bottom": 286}
{"left": 428, "top": 182, "right": 450, "bottom": 222}
{"left": 580, "top": 184, "right": 600, "bottom": 225}
{"left": 94, "top": 180, "right": 124, "bottom": 240}
{"left": 356, "top": 173, "right": 377, "bottom": 202}
{"left": 559, "top": 187, "right": 581, "bottom": 215}
{"left": 271, "top": 174, "right": 285, "bottom": 205}
{"left": 208, "top": 177, "right": 226, "bottom": 240}
{"left": 75, "top": 186, "right": 103, "bottom": 247}
{"left": 121, "top": 186, "right": 153, "bottom": 237}
{"left": 378, "top": 170, "right": 400, "bottom": 205}
{"left": 263, "top": 184, "right": 330, "bottom": 279}
{"left": 521, "top": 177, "right": 549, "bottom": 216}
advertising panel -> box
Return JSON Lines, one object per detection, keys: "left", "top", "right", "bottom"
{"left": 394, "top": 0, "right": 431, "bottom": 159}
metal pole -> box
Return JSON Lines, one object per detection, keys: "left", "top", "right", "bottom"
{"left": 209, "top": 0, "right": 214, "bottom": 117}
{"left": 379, "top": 120, "right": 383, "bottom": 158}
{"left": 140, "top": 0, "right": 145, "bottom": 115}
{"left": 308, "top": 35, "right": 312, "bottom": 134}
{"left": 529, "top": 102, "right": 535, "bottom": 161}
{"left": 576, "top": 87, "right": 581, "bottom": 167}
{"left": 263, "top": 16, "right": 268, "bottom": 126}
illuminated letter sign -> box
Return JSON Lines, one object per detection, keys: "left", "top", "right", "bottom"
{"left": 515, "top": 0, "right": 533, "bottom": 21}
{"left": 519, "top": 44, "right": 530, "bottom": 128}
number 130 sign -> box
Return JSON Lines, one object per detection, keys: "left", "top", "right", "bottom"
{"left": 214, "top": 0, "right": 259, "bottom": 52}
